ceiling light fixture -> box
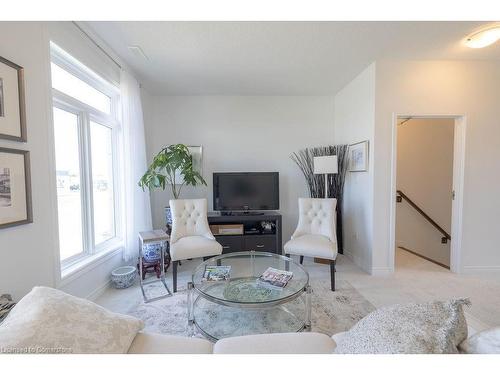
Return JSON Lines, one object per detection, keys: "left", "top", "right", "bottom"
{"left": 128, "top": 45, "right": 149, "bottom": 60}
{"left": 465, "top": 25, "right": 500, "bottom": 48}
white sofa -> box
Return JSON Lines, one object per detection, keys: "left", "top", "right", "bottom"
{"left": 0, "top": 286, "right": 341, "bottom": 354}
{"left": 2, "top": 287, "right": 498, "bottom": 354}
{"left": 128, "top": 331, "right": 341, "bottom": 354}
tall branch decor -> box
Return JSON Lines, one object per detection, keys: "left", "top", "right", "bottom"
{"left": 291, "top": 145, "right": 349, "bottom": 253}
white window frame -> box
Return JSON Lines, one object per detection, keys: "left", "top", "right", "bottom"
{"left": 50, "top": 43, "right": 123, "bottom": 272}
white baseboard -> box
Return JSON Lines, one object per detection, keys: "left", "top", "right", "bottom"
{"left": 343, "top": 249, "right": 371, "bottom": 274}
{"left": 343, "top": 249, "right": 394, "bottom": 276}
{"left": 461, "top": 266, "right": 500, "bottom": 275}
{"left": 86, "top": 280, "right": 111, "bottom": 301}
{"left": 343, "top": 248, "right": 357, "bottom": 264}
{"left": 370, "top": 267, "right": 393, "bottom": 276}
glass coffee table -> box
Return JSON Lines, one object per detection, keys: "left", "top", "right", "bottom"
{"left": 187, "top": 251, "right": 312, "bottom": 341}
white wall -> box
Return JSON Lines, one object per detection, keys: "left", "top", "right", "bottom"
{"left": 0, "top": 22, "right": 129, "bottom": 300}
{"left": 374, "top": 60, "right": 500, "bottom": 274}
{"left": 396, "top": 118, "right": 454, "bottom": 267}
{"left": 143, "top": 95, "right": 335, "bottom": 243}
{"left": 333, "top": 64, "right": 375, "bottom": 273}
{"left": 0, "top": 22, "right": 56, "bottom": 300}
{"left": 334, "top": 60, "right": 500, "bottom": 275}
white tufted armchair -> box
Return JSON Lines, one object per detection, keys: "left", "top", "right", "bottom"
{"left": 169, "top": 199, "right": 222, "bottom": 292}
{"left": 284, "top": 198, "right": 338, "bottom": 291}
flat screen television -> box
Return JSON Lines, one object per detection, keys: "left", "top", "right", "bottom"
{"left": 213, "top": 172, "right": 279, "bottom": 212}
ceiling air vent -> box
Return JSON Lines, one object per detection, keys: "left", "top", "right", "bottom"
{"left": 128, "top": 45, "right": 149, "bottom": 61}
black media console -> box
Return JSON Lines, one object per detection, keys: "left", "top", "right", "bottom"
{"left": 207, "top": 212, "right": 282, "bottom": 255}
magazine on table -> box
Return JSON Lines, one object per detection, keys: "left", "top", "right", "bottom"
{"left": 202, "top": 265, "right": 231, "bottom": 282}
{"left": 257, "top": 267, "right": 293, "bottom": 289}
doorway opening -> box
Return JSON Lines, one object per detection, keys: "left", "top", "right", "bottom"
{"left": 390, "top": 115, "right": 466, "bottom": 273}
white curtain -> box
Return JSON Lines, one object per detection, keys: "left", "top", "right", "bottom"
{"left": 121, "top": 69, "right": 153, "bottom": 261}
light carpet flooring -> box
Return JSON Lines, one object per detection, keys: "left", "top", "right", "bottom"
{"left": 96, "top": 248, "right": 500, "bottom": 334}
{"left": 129, "top": 280, "right": 374, "bottom": 338}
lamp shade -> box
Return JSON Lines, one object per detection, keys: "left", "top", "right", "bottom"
{"left": 314, "top": 155, "right": 338, "bottom": 174}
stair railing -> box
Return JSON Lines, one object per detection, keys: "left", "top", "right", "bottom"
{"left": 396, "top": 190, "right": 451, "bottom": 243}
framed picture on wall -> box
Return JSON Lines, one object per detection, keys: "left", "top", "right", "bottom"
{"left": 349, "top": 140, "right": 369, "bottom": 172}
{"left": 173, "top": 145, "right": 203, "bottom": 184}
{"left": 0, "top": 147, "right": 32, "bottom": 229}
{"left": 0, "top": 56, "right": 27, "bottom": 142}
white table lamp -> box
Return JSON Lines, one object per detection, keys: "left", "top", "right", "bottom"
{"left": 314, "top": 155, "right": 338, "bottom": 198}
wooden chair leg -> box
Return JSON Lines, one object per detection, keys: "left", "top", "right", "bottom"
{"left": 173, "top": 261, "right": 178, "bottom": 293}
{"left": 155, "top": 263, "right": 161, "bottom": 279}
{"left": 299, "top": 255, "right": 304, "bottom": 265}
{"left": 330, "top": 259, "right": 336, "bottom": 291}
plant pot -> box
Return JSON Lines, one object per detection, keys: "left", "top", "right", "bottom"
{"left": 165, "top": 206, "right": 173, "bottom": 235}
{"left": 111, "top": 266, "right": 137, "bottom": 289}
{"left": 142, "top": 242, "right": 163, "bottom": 263}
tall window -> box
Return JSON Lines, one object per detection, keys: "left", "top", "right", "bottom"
{"left": 50, "top": 43, "right": 121, "bottom": 270}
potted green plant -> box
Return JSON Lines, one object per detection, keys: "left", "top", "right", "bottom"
{"left": 139, "top": 144, "right": 207, "bottom": 229}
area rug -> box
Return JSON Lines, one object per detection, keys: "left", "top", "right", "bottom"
{"left": 129, "top": 280, "right": 374, "bottom": 339}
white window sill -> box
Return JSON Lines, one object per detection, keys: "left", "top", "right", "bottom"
{"left": 59, "top": 242, "right": 124, "bottom": 287}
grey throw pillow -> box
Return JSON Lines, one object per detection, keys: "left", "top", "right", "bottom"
{"left": 335, "top": 299, "right": 470, "bottom": 354}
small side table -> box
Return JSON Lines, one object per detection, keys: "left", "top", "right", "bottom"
{"left": 139, "top": 230, "right": 172, "bottom": 303}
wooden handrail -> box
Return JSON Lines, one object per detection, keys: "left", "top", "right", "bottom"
{"left": 396, "top": 190, "right": 451, "bottom": 241}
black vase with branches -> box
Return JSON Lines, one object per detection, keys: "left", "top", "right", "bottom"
{"left": 291, "top": 145, "right": 349, "bottom": 253}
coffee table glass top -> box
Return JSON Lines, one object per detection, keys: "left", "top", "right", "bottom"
{"left": 192, "top": 251, "right": 309, "bottom": 306}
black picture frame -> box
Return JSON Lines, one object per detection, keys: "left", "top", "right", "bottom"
{"left": 0, "top": 56, "right": 27, "bottom": 142}
{"left": 0, "top": 147, "right": 32, "bottom": 229}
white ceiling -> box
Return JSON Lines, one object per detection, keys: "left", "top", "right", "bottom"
{"left": 87, "top": 21, "right": 500, "bottom": 95}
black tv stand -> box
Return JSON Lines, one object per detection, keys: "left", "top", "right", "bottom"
{"left": 220, "top": 211, "right": 265, "bottom": 216}
{"left": 208, "top": 211, "right": 282, "bottom": 255}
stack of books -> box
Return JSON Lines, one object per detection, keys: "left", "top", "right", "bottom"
{"left": 202, "top": 265, "right": 231, "bottom": 282}
{"left": 257, "top": 267, "right": 293, "bottom": 289}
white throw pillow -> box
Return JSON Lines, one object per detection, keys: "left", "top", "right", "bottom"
{"left": 0, "top": 286, "right": 144, "bottom": 354}
{"left": 459, "top": 327, "right": 500, "bottom": 354}
{"left": 335, "top": 299, "right": 469, "bottom": 354}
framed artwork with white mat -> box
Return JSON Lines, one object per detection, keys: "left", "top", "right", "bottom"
{"left": 173, "top": 145, "right": 203, "bottom": 184}
{"left": 0, "top": 147, "right": 32, "bottom": 229}
{"left": 349, "top": 140, "right": 369, "bottom": 172}
{"left": 0, "top": 56, "right": 27, "bottom": 142}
